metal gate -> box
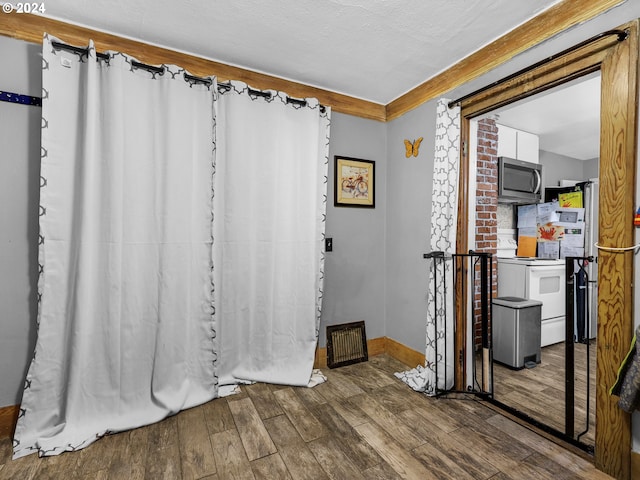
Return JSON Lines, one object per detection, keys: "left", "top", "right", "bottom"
{"left": 422, "top": 250, "right": 494, "bottom": 398}
{"left": 424, "top": 250, "right": 595, "bottom": 454}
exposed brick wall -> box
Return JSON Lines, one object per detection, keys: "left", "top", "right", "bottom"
{"left": 474, "top": 119, "right": 499, "bottom": 350}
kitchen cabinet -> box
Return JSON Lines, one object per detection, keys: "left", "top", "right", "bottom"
{"left": 497, "top": 124, "right": 539, "bottom": 163}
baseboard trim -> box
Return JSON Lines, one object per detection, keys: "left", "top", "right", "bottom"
{"left": 0, "top": 404, "right": 19, "bottom": 439}
{"left": 368, "top": 337, "right": 386, "bottom": 357}
{"left": 0, "top": 338, "right": 424, "bottom": 439}
{"left": 383, "top": 337, "right": 425, "bottom": 368}
{"left": 5, "top": 340, "right": 634, "bottom": 473}
{"left": 314, "top": 336, "right": 424, "bottom": 369}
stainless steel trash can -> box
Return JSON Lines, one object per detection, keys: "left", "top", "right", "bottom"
{"left": 492, "top": 296, "right": 542, "bottom": 369}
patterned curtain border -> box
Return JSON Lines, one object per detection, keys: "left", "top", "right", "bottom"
{"left": 395, "top": 98, "right": 460, "bottom": 396}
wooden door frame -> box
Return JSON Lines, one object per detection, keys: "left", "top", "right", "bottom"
{"left": 454, "top": 20, "right": 639, "bottom": 480}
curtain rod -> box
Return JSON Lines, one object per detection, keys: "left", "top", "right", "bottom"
{"left": 216, "top": 82, "right": 325, "bottom": 112}
{"left": 51, "top": 40, "right": 212, "bottom": 84}
{"left": 447, "top": 29, "right": 628, "bottom": 109}
{"left": 51, "top": 40, "right": 110, "bottom": 61}
{"left": 51, "top": 41, "right": 326, "bottom": 112}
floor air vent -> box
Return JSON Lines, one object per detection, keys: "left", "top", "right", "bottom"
{"left": 326, "top": 321, "right": 368, "bottom": 368}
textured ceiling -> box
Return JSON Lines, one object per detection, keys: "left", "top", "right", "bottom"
{"left": 492, "top": 74, "right": 601, "bottom": 160}
{"left": 37, "top": 0, "right": 561, "bottom": 104}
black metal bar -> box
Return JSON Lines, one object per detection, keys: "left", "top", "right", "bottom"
{"left": 448, "top": 29, "right": 628, "bottom": 109}
{"left": 470, "top": 255, "right": 480, "bottom": 392}
{"left": 467, "top": 251, "right": 493, "bottom": 395}
{"left": 489, "top": 255, "right": 494, "bottom": 398}
{"left": 564, "top": 255, "right": 595, "bottom": 442}
{"left": 433, "top": 255, "right": 440, "bottom": 394}
{"left": 479, "top": 253, "right": 491, "bottom": 392}
{"left": 422, "top": 251, "right": 495, "bottom": 397}
{"left": 576, "top": 257, "right": 593, "bottom": 442}
{"left": 467, "top": 255, "right": 482, "bottom": 391}
{"left": 131, "top": 60, "right": 164, "bottom": 76}
{"left": 485, "top": 396, "right": 594, "bottom": 455}
{"left": 50, "top": 40, "right": 328, "bottom": 112}
{"left": 480, "top": 254, "right": 489, "bottom": 346}
{"left": 286, "top": 97, "right": 307, "bottom": 108}
{"left": 471, "top": 66, "right": 601, "bottom": 119}
{"left": 565, "top": 258, "right": 576, "bottom": 438}
{"left": 51, "top": 40, "right": 110, "bottom": 61}
{"left": 248, "top": 88, "right": 272, "bottom": 99}
{"left": 184, "top": 73, "right": 213, "bottom": 86}
{"left": 423, "top": 251, "right": 451, "bottom": 396}
{"left": 443, "top": 255, "right": 448, "bottom": 393}
{"left": 472, "top": 254, "right": 483, "bottom": 393}
{"left": 217, "top": 82, "right": 232, "bottom": 93}
{"left": 51, "top": 40, "right": 163, "bottom": 74}
{"left": 0, "top": 91, "right": 41, "bottom": 107}
{"left": 423, "top": 251, "right": 445, "bottom": 259}
{"left": 217, "top": 82, "right": 326, "bottom": 112}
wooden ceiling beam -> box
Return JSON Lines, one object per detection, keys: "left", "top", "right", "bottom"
{"left": 0, "top": 0, "right": 626, "bottom": 122}
{"left": 385, "top": 0, "right": 626, "bottom": 121}
{"left": 0, "top": 12, "right": 387, "bottom": 121}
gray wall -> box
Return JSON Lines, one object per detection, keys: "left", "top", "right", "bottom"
{"left": 427, "top": 0, "right": 640, "bottom": 452}
{"left": 540, "top": 149, "right": 591, "bottom": 187}
{"left": 3, "top": 3, "right": 640, "bottom": 455}
{"left": 384, "top": 103, "right": 436, "bottom": 353}
{"left": 319, "top": 113, "right": 387, "bottom": 347}
{"left": 0, "top": 37, "right": 390, "bottom": 406}
{"left": 0, "top": 36, "right": 42, "bottom": 406}
{"left": 583, "top": 157, "right": 599, "bottom": 180}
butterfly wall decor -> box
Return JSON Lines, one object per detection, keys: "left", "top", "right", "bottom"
{"left": 404, "top": 137, "right": 423, "bottom": 158}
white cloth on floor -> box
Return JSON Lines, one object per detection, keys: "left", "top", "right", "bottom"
{"left": 307, "top": 369, "right": 327, "bottom": 388}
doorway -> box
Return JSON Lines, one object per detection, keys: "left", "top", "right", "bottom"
{"left": 454, "top": 21, "right": 638, "bottom": 480}
{"left": 474, "top": 73, "right": 600, "bottom": 452}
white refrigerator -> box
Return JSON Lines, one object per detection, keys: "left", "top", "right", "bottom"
{"left": 556, "top": 179, "right": 598, "bottom": 340}
{"left": 584, "top": 179, "right": 598, "bottom": 340}
{"left": 561, "top": 179, "right": 598, "bottom": 340}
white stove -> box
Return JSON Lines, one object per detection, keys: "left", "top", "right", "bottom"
{"left": 497, "top": 257, "right": 566, "bottom": 347}
{"left": 498, "top": 257, "right": 565, "bottom": 266}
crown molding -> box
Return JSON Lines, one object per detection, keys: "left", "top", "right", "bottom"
{"left": 0, "top": 12, "right": 387, "bottom": 121}
{"left": 0, "top": 0, "right": 626, "bottom": 123}
{"left": 385, "top": 0, "right": 626, "bottom": 121}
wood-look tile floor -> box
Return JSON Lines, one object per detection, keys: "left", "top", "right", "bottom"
{"left": 0, "top": 355, "right": 612, "bottom": 480}
{"left": 492, "top": 340, "right": 596, "bottom": 447}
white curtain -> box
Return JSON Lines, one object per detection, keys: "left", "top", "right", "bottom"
{"left": 215, "top": 82, "right": 330, "bottom": 387}
{"left": 396, "top": 98, "right": 460, "bottom": 395}
{"left": 13, "top": 35, "right": 218, "bottom": 458}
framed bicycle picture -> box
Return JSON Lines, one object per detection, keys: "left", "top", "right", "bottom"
{"left": 334, "top": 156, "right": 375, "bottom": 208}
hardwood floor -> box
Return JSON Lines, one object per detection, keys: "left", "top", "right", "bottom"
{"left": 492, "top": 340, "right": 596, "bottom": 447}
{"left": 0, "top": 354, "right": 611, "bottom": 479}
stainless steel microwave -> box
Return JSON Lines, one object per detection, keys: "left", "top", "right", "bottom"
{"left": 498, "top": 157, "right": 542, "bottom": 204}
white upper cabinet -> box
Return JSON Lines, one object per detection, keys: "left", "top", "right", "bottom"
{"left": 497, "top": 124, "right": 539, "bottom": 163}
{"left": 516, "top": 130, "right": 539, "bottom": 163}
{"left": 496, "top": 124, "right": 517, "bottom": 158}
